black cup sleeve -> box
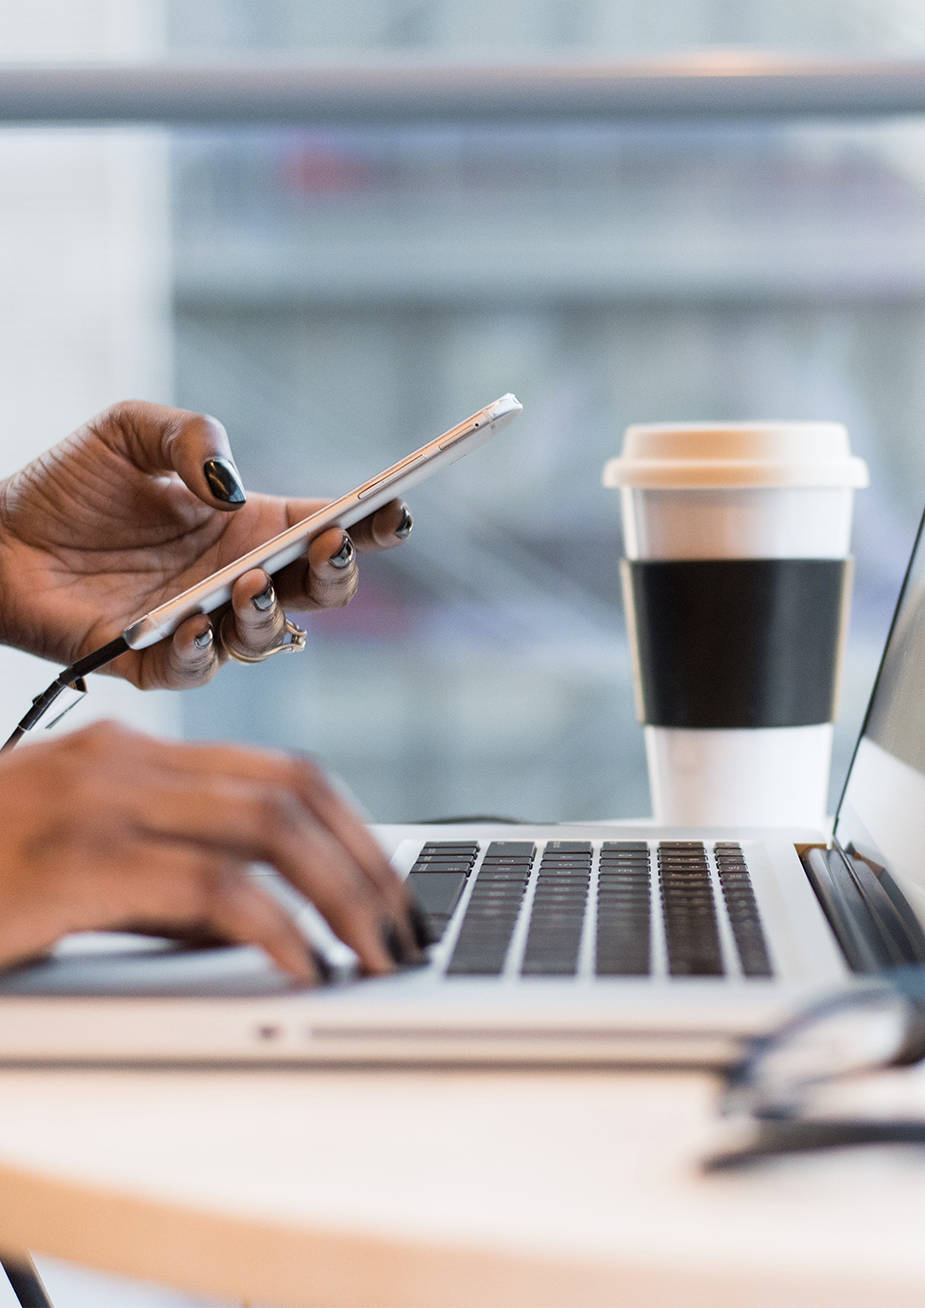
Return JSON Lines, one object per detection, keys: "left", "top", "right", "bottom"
{"left": 621, "top": 558, "right": 853, "bottom": 729}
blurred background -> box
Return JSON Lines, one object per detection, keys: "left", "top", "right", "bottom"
{"left": 3, "top": 0, "right": 925, "bottom": 830}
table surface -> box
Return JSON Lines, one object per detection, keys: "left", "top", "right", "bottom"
{"left": 0, "top": 1061, "right": 922, "bottom": 1308}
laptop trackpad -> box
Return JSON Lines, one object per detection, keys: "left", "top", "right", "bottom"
{"left": 0, "top": 934, "right": 297, "bottom": 997}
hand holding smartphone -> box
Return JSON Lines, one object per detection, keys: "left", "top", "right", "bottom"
{"left": 122, "top": 393, "right": 523, "bottom": 651}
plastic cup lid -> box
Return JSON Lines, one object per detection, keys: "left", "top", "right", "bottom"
{"left": 602, "top": 422, "right": 869, "bottom": 490}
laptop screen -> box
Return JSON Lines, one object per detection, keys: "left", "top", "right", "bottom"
{"left": 834, "top": 511, "right": 925, "bottom": 923}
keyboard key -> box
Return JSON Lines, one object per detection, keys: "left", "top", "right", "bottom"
{"left": 430, "top": 836, "right": 774, "bottom": 983}
{"left": 659, "top": 850, "right": 723, "bottom": 976}
{"left": 446, "top": 865, "right": 527, "bottom": 976}
{"left": 715, "top": 852, "right": 773, "bottom": 978}
{"left": 411, "top": 861, "right": 476, "bottom": 875}
{"left": 595, "top": 846, "right": 651, "bottom": 975}
{"left": 421, "top": 842, "right": 479, "bottom": 854}
{"left": 406, "top": 871, "right": 468, "bottom": 918}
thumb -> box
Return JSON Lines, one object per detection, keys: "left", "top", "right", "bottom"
{"left": 101, "top": 400, "right": 247, "bottom": 511}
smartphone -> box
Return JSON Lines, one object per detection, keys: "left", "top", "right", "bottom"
{"left": 122, "top": 393, "right": 522, "bottom": 651}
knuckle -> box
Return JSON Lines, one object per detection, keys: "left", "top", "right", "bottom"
{"left": 227, "top": 593, "right": 282, "bottom": 645}
{"left": 291, "top": 753, "right": 327, "bottom": 795}
{"left": 254, "top": 787, "right": 303, "bottom": 835}
{"left": 240, "top": 611, "right": 283, "bottom": 642}
{"left": 67, "top": 719, "right": 137, "bottom": 759}
{"left": 329, "top": 581, "right": 358, "bottom": 609}
{"left": 104, "top": 399, "right": 140, "bottom": 425}
{"left": 105, "top": 400, "right": 153, "bottom": 448}
{"left": 185, "top": 410, "right": 228, "bottom": 448}
{"left": 314, "top": 571, "right": 358, "bottom": 609}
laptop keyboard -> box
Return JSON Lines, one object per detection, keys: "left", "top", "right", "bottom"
{"left": 406, "top": 840, "right": 772, "bottom": 979}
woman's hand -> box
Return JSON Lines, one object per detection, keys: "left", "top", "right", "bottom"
{"left": 0, "top": 401, "right": 412, "bottom": 688}
{"left": 0, "top": 721, "right": 423, "bottom": 979}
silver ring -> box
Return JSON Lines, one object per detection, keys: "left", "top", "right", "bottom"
{"left": 219, "top": 611, "right": 307, "bottom": 665}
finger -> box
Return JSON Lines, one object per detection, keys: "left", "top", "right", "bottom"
{"left": 348, "top": 499, "right": 414, "bottom": 553}
{"left": 111, "top": 849, "right": 317, "bottom": 983}
{"left": 153, "top": 736, "right": 392, "bottom": 879}
{"left": 222, "top": 570, "right": 293, "bottom": 656}
{"left": 135, "top": 613, "right": 224, "bottom": 691}
{"left": 268, "top": 527, "right": 359, "bottom": 613}
{"left": 301, "top": 528, "right": 360, "bottom": 611}
{"left": 128, "top": 764, "right": 402, "bottom": 974}
{"left": 286, "top": 501, "right": 412, "bottom": 563}
{"left": 195, "top": 875, "right": 318, "bottom": 982}
{"left": 275, "top": 496, "right": 410, "bottom": 551}
{"left": 144, "top": 780, "right": 397, "bottom": 974}
{"left": 101, "top": 401, "right": 247, "bottom": 512}
{"left": 290, "top": 765, "right": 416, "bottom": 934}
{"left": 271, "top": 500, "right": 411, "bottom": 610}
{"left": 134, "top": 735, "right": 416, "bottom": 966}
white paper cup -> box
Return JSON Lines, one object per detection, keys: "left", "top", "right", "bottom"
{"left": 603, "top": 422, "right": 868, "bottom": 827}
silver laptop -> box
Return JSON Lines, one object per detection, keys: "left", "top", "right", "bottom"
{"left": 2, "top": 513, "right": 925, "bottom": 1068}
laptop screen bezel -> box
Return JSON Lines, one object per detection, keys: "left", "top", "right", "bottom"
{"left": 832, "top": 503, "right": 925, "bottom": 850}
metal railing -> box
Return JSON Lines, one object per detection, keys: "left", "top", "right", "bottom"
{"left": 1, "top": 53, "right": 925, "bottom": 124}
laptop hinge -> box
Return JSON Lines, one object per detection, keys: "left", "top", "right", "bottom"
{"left": 837, "top": 842, "right": 925, "bottom": 967}
{"left": 801, "top": 844, "right": 925, "bottom": 973}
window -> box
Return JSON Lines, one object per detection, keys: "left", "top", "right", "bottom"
{"left": 4, "top": 0, "right": 925, "bottom": 819}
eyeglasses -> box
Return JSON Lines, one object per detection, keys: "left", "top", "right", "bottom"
{"left": 705, "top": 966, "right": 925, "bottom": 1170}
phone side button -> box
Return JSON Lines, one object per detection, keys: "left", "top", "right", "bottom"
{"left": 438, "top": 425, "right": 478, "bottom": 450}
{"left": 357, "top": 454, "right": 428, "bottom": 499}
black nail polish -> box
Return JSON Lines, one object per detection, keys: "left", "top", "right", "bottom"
{"left": 394, "top": 507, "right": 413, "bottom": 539}
{"left": 329, "top": 537, "right": 355, "bottom": 570}
{"left": 253, "top": 582, "right": 275, "bottom": 612}
{"left": 381, "top": 918, "right": 410, "bottom": 966}
{"left": 193, "top": 627, "right": 214, "bottom": 650}
{"left": 310, "top": 945, "right": 333, "bottom": 984}
{"left": 203, "top": 457, "right": 246, "bottom": 504}
{"left": 408, "top": 899, "right": 435, "bottom": 949}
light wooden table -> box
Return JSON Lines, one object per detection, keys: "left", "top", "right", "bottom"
{"left": 0, "top": 1063, "right": 922, "bottom": 1307}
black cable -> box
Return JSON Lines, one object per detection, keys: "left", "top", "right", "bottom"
{"left": 1, "top": 635, "right": 129, "bottom": 752}
{"left": 1, "top": 1255, "right": 55, "bottom": 1308}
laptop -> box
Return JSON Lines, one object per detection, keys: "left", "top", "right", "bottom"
{"left": 2, "top": 511, "right": 925, "bottom": 1068}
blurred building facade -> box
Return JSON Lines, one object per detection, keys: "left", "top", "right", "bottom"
{"left": 6, "top": 1, "right": 925, "bottom": 820}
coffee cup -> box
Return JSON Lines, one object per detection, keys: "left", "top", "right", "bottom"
{"left": 603, "top": 422, "right": 869, "bottom": 827}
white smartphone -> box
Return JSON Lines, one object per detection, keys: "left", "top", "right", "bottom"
{"left": 122, "top": 393, "right": 523, "bottom": 651}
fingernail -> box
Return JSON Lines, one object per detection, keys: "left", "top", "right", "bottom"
{"left": 394, "top": 507, "right": 413, "bottom": 539}
{"left": 253, "top": 581, "right": 275, "bottom": 612}
{"left": 203, "top": 456, "right": 246, "bottom": 504}
{"left": 310, "top": 945, "right": 333, "bottom": 985}
{"left": 193, "top": 627, "right": 214, "bottom": 651}
{"left": 408, "top": 899, "right": 435, "bottom": 949}
{"left": 381, "top": 918, "right": 411, "bottom": 967}
{"left": 328, "top": 537, "right": 355, "bottom": 570}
